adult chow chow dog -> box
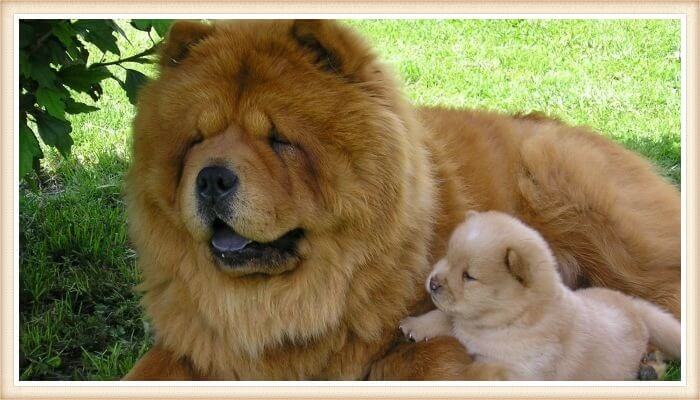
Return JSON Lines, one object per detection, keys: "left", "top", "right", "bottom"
{"left": 124, "top": 20, "right": 680, "bottom": 380}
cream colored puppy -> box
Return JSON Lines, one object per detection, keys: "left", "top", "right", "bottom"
{"left": 400, "top": 211, "right": 681, "bottom": 380}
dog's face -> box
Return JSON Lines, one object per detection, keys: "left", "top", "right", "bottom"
{"left": 179, "top": 123, "right": 309, "bottom": 276}
{"left": 129, "top": 20, "right": 412, "bottom": 278}
{"left": 427, "top": 211, "right": 558, "bottom": 324}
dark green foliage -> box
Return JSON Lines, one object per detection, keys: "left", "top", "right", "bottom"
{"left": 18, "top": 19, "right": 172, "bottom": 183}
{"left": 57, "top": 65, "right": 112, "bottom": 98}
{"left": 73, "top": 20, "right": 123, "bottom": 56}
{"left": 122, "top": 69, "right": 150, "bottom": 105}
{"left": 19, "top": 116, "right": 42, "bottom": 179}
{"left": 34, "top": 111, "right": 73, "bottom": 157}
{"left": 130, "top": 19, "right": 173, "bottom": 37}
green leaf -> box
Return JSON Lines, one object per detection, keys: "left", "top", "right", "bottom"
{"left": 130, "top": 20, "right": 152, "bottom": 32}
{"left": 36, "top": 86, "right": 67, "bottom": 120}
{"left": 34, "top": 111, "right": 73, "bottom": 158}
{"left": 58, "top": 64, "right": 112, "bottom": 94}
{"left": 20, "top": 93, "right": 36, "bottom": 111}
{"left": 64, "top": 98, "right": 99, "bottom": 114}
{"left": 19, "top": 51, "right": 32, "bottom": 78}
{"left": 74, "top": 19, "right": 120, "bottom": 56}
{"left": 106, "top": 20, "right": 130, "bottom": 43}
{"left": 51, "top": 21, "right": 76, "bottom": 48}
{"left": 27, "top": 60, "right": 56, "bottom": 89}
{"left": 51, "top": 21, "right": 83, "bottom": 61}
{"left": 151, "top": 20, "right": 174, "bottom": 37}
{"left": 45, "top": 39, "right": 73, "bottom": 66}
{"left": 86, "top": 83, "right": 104, "bottom": 102}
{"left": 51, "top": 21, "right": 87, "bottom": 63}
{"left": 122, "top": 69, "right": 149, "bottom": 105}
{"left": 19, "top": 117, "right": 42, "bottom": 180}
{"left": 129, "top": 19, "right": 173, "bottom": 36}
{"left": 19, "top": 22, "right": 35, "bottom": 48}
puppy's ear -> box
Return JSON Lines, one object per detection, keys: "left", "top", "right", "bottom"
{"left": 160, "top": 21, "right": 214, "bottom": 67}
{"left": 464, "top": 210, "right": 479, "bottom": 221}
{"left": 505, "top": 248, "right": 530, "bottom": 286}
{"left": 291, "top": 20, "right": 376, "bottom": 81}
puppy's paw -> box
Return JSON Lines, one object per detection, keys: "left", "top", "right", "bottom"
{"left": 399, "top": 316, "right": 434, "bottom": 342}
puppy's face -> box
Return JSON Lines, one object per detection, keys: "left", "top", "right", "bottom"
{"left": 427, "top": 211, "right": 556, "bottom": 323}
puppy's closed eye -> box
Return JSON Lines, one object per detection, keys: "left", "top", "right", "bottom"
{"left": 463, "top": 271, "right": 476, "bottom": 281}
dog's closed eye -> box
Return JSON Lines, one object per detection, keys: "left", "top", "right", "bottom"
{"left": 463, "top": 271, "right": 476, "bottom": 281}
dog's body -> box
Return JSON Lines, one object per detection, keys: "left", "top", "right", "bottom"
{"left": 124, "top": 20, "right": 680, "bottom": 380}
{"left": 400, "top": 211, "right": 681, "bottom": 380}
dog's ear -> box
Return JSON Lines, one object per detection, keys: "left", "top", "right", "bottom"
{"left": 464, "top": 210, "right": 479, "bottom": 221}
{"left": 505, "top": 248, "right": 530, "bottom": 286}
{"left": 160, "top": 21, "right": 214, "bottom": 67}
{"left": 291, "top": 20, "right": 376, "bottom": 81}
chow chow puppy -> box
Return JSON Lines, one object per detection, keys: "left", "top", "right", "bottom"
{"left": 400, "top": 211, "right": 681, "bottom": 380}
{"left": 123, "top": 20, "right": 680, "bottom": 380}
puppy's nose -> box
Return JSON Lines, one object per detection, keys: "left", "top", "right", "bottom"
{"left": 196, "top": 166, "right": 238, "bottom": 201}
{"left": 429, "top": 276, "right": 442, "bottom": 292}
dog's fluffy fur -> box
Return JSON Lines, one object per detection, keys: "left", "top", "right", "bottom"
{"left": 124, "top": 20, "right": 680, "bottom": 380}
{"left": 401, "top": 211, "right": 681, "bottom": 380}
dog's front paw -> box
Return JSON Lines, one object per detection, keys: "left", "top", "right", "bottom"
{"left": 638, "top": 349, "right": 669, "bottom": 381}
{"left": 399, "top": 316, "right": 433, "bottom": 342}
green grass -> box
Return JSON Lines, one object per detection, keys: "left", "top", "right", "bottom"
{"left": 19, "top": 19, "right": 681, "bottom": 381}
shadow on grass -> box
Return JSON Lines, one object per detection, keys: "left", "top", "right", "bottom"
{"left": 609, "top": 132, "right": 681, "bottom": 188}
{"left": 19, "top": 151, "right": 152, "bottom": 381}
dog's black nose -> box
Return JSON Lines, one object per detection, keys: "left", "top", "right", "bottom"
{"left": 429, "top": 277, "right": 442, "bottom": 292}
{"left": 196, "top": 166, "right": 238, "bottom": 201}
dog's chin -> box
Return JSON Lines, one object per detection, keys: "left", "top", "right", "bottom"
{"left": 208, "top": 219, "right": 304, "bottom": 277}
{"left": 430, "top": 292, "right": 450, "bottom": 311}
{"left": 431, "top": 292, "right": 465, "bottom": 316}
{"left": 215, "top": 256, "right": 302, "bottom": 278}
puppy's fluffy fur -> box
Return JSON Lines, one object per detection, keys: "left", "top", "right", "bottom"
{"left": 401, "top": 211, "right": 681, "bottom": 380}
{"left": 124, "top": 20, "right": 680, "bottom": 380}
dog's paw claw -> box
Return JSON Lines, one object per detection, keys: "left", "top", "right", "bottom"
{"left": 399, "top": 316, "right": 432, "bottom": 342}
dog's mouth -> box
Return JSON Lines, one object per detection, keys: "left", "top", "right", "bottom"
{"left": 209, "top": 219, "right": 304, "bottom": 270}
{"left": 429, "top": 291, "right": 449, "bottom": 309}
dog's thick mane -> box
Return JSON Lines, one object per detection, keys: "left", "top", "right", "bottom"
{"left": 127, "top": 20, "right": 437, "bottom": 378}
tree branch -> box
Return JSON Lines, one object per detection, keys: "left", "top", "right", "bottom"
{"left": 27, "top": 20, "right": 71, "bottom": 55}
{"left": 90, "top": 43, "right": 160, "bottom": 68}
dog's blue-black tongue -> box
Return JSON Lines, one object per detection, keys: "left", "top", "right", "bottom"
{"left": 211, "top": 223, "right": 251, "bottom": 252}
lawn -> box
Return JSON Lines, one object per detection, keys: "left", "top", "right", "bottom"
{"left": 19, "top": 19, "right": 682, "bottom": 381}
